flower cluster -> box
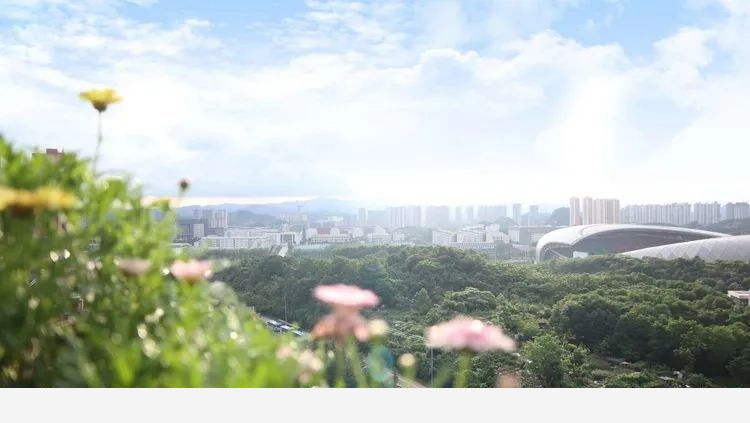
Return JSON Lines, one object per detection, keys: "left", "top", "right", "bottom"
{"left": 306, "top": 283, "right": 518, "bottom": 388}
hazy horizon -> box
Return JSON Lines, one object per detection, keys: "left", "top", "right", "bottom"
{"left": 154, "top": 195, "right": 743, "bottom": 213}
{"left": 2, "top": 0, "right": 749, "bottom": 205}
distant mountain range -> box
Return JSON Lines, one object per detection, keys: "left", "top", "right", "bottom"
{"left": 178, "top": 198, "right": 359, "bottom": 218}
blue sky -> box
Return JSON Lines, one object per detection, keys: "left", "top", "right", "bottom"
{"left": 1, "top": 0, "right": 749, "bottom": 206}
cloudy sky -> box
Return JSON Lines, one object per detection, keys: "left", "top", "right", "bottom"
{"left": 1, "top": 0, "right": 748, "bottom": 207}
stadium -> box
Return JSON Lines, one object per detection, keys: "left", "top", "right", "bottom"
{"left": 534, "top": 224, "right": 750, "bottom": 262}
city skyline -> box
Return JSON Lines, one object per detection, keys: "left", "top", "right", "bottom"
{"left": 173, "top": 195, "right": 750, "bottom": 211}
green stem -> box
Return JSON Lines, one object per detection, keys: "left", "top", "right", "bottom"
{"left": 316, "top": 340, "right": 327, "bottom": 362}
{"left": 454, "top": 351, "right": 472, "bottom": 388}
{"left": 430, "top": 364, "right": 454, "bottom": 388}
{"left": 335, "top": 344, "right": 346, "bottom": 388}
{"left": 92, "top": 111, "right": 103, "bottom": 175}
{"left": 346, "top": 337, "right": 367, "bottom": 388}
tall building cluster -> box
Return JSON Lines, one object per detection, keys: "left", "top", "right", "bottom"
{"left": 621, "top": 202, "right": 723, "bottom": 226}
{"left": 477, "top": 205, "right": 507, "bottom": 222}
{"left": 425, "top": 206, "right": 450, "bottom": 227}
{"left": 725, "top": 202, "right": 750, "bottom": 221}
{"left": 512, "top": 204, "right": 522, "bottom": 223}
{"left": 571, "top": 198, "right": 749, "bottom": 227}
{"left": 387, "top": 206, "right": 422, "bottom": 228}
{"left": 570, "top": 197, "right": 621, "bottom": 225}
{"left": 358, "top": 203, "right": 527, "bottom": 229}
{"left": 193, "top": 208, "right": 228, "bottom": 233}
{"left": 621, "top": 203, "right": 693, "bottom": 226}
{"left": 693, "top": 202, "right": 722, "bottom": 226}
{"left": 176, "top": 208, "right": 229, "bottom": 242}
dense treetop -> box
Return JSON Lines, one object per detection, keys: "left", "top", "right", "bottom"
{"left": 214, "top": 247, "right": 750, "bottom": 387}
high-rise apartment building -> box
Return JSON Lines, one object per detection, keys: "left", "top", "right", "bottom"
{"left": 693, "top": 202, "right": 721, "bottom": 225}
{"left": 454, "top": 206, "right": 463, "bottom": 224}
{"left": 725, "top": 202, "right": 750, "bottom": 220}
{"left": 621, "top": 203, "right": 691, "bottom": 225}
{"left": 525, "top": 205, "right": 541, "bottom": 226}
{"left": 592, "top": 199, "right": 620, "bottom": 224}
{"left": 466, "top": 206, "right": 475, "bottom": 223}
{"left": 387, "top": 206, "right": 422, "bottom": 228}
{"left": 358, "top": 208, "right": 367, "bottom": 225}
{"left": 668, "top": 203, "right": 692, "bottom": 225}
{"left": 193, "top": 208, "right": 228, "bottom": 235}
{"left": 406, "top": 206, "right": 422, "bottom": 227}
{"left": 425, "top": 206, "right": 450, "bottom": 228}
{"left": 367, "top": 210, "right": 388, "bottom": 227}
{"left": 477, "top": 205, "right": 507, "bottom": 223}
{"left": 512, "top": 203, "right": 522, "bottom": 223}
{"left": 577, "top": 197, "right": 619, "bottom": 224}
{"left": 569, "top": 197, "right": 581, "bottom": 226}
{"left": 498, "top": 205, "right": 508, "bottom": 219}
{"left": 582, "top": 197, "right": 594, "bottom": 225}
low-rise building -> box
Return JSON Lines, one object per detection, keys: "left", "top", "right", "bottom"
{"left": 728, "top": 290, "right": 750, "bottom": 306}
{"left": 456, "top": 228, "right": 485, "bottom": 243}
{"left": 449, "top": 241, "right": 496, "bottom": 251}
{"left": 199, "top": 235, "right": 272, "bottom": 250}
{"left": 432, "top": 229, "right": 456, "bottom": 246}
{"left": 306, "top": 227, "right": 353, "bottom": 244}
{"left": 487, "top": 231, "right": 510, "bottom": 243}
{"left": 225, "top": 228, "right": 301, "bottom": 246}
{"left": 367, "top": 233, "right": 393, "bottom": 245}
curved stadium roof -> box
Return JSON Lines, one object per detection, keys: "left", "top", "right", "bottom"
{"left": 536, "top": 224, "right": 729, "bottom": 261}
{"left": 622, "top": 235, "right": 750, "bottom": 262}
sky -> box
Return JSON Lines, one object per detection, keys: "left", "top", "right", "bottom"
{"left": 1, "top": 0, "right": 749, "bottom": 207}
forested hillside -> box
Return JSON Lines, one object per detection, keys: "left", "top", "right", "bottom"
{"left": 212, "top": 247, "right": 750, "bottom": 388}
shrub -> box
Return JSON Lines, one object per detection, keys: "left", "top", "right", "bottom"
{"left": 0, "top": 137, "right": 307, "bottom": 387}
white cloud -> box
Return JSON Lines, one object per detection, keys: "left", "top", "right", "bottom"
{"left": 1, "top": 0, "right": 750, "bottom": 206}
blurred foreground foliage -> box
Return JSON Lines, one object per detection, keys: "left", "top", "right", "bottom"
{"left": 0, "top": 136, "right": 306, "bottom": 387}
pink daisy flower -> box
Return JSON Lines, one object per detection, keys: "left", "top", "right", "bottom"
{"left": 313, "top": 284, "right": 380, "bottom": 312}
{"left": 311, "top": 311, "right": 371, "bottom": 343}
{"left": 169, "top": 259, "right": 213, "bottom": 284}
{"left": 426, "top": 316, "right": 516, "bottom": 353}
{"left": 116, "top": 258, "right": 151, "bottom": 276}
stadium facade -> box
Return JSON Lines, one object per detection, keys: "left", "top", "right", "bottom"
{"left": 623, "top": 235, "right": 750, "bottom": 262}
{"left": 535, "top": 224, "right": 736, "bottom": 262}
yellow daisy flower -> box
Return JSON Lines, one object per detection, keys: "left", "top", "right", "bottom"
{"left": 0, "top": 186, "right": 77, "bottom": 213}
{"left": 32, "top": 187, "right": 77, "bottom": 209}
{"left": 0, "top": 187, "right": 15, "bottom": 211}
{"left": 79, "top": 88, "right": 122, "bottom": 112}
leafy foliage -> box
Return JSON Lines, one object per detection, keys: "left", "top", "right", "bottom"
{"left": 0, "top": 137, "right": 306, "bottom": 387}
{"left": 215, "top": 246, "right": 750, "bottom": 387}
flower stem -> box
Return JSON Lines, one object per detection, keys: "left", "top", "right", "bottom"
{"left": 335, "top": 344, "right": 346, "bottom": 388}
{"left": 92, "top": 111, "right": 103, "bottom": 175}
{"left": 346, "top": 337, "right": 367, "bottom": 388}
{"left": 454, "top": 351, "right": 472, "bottom": 388}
